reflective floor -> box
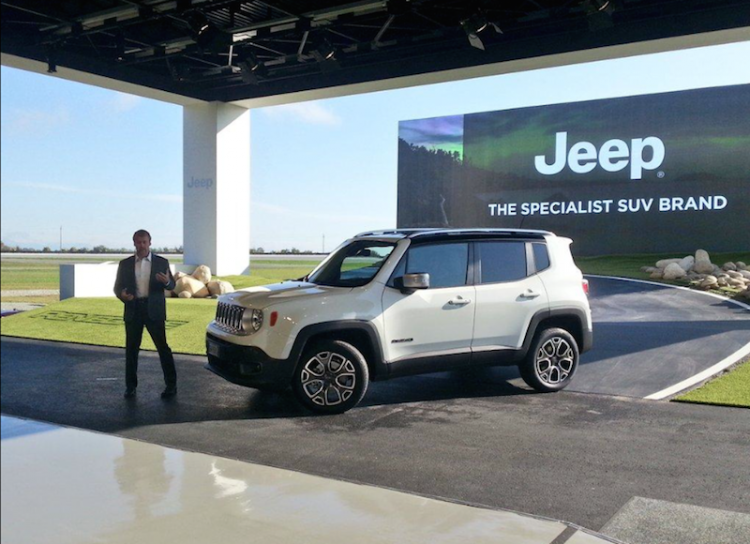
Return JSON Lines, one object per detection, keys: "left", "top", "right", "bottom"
{"left": 1, "top": 415, "right": 613, "bottom": 544}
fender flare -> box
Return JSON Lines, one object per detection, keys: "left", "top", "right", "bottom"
{"left": 290, "top": 321, "right": 388, "bottom": 379}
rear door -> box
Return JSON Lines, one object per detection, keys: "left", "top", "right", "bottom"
{"left": 382, "top": 242, "right": 475, "bottom": 362}
{"left": 471, "top": 241, "right": 549, "bottom": 351}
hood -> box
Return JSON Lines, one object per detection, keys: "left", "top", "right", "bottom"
{"left": 220, "top": 281, "right": 348, "bottom": 309}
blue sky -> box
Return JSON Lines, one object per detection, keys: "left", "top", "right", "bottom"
{"left": 2, "top": 41, "right": 749, "bottom": 251}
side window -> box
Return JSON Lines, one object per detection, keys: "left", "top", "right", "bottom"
{"left": 478, "top": 242, "right": 527, "bottom": 284}
{"left": 533, "top": 243, "right": 551, "bottom": 272}
{"left": 405, "top": 243, "right": 469, "bottom": 289}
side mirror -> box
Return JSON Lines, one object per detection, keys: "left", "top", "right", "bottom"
{"left": 402, "top": 273, "right": 430, "bottom": 290}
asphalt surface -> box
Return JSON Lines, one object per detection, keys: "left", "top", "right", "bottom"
{"left": 2, "top": 336, "right": 749, "bottom": 536}
{"left": 576, "top": 277, "right": 750, "bottom": 397}
{"left": 2, "top": 276, "right": 749, "bottom": 540}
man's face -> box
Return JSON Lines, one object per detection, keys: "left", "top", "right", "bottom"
{"left": 134, "top": 235, "right": 151, "bottom": 258}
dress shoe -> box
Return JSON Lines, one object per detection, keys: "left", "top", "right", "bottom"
{"left": 161, "top": 386, "right": 177, "bottom": 399}
{"left": 124, "top": 388, "right": 136, "bottom": 399}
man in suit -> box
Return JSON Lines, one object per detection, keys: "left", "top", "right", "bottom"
{"left": 114, "top": 229, "right": 177, "bottom": 399}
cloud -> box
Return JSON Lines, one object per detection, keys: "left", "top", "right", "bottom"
{"left": 109, "top": 92, "right": 143, "bottom": 112}
{"left": 5, "top": 107, "right": 70, "bottom": 134}
{"left": 262, "top": 102, "right": 341, "bottom": 126}
{"left": 9, "top": 181, "right": 181, "bottom": 204}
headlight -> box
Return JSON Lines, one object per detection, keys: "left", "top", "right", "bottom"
{"left": 242, "top": 308, "right": 263, "bottom": 333}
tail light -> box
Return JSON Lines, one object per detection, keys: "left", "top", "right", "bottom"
{"left": 582, "top": 279, "right": 590, "bottom": 296}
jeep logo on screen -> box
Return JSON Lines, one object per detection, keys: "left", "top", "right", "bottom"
{"left": 534, "top": 132, "right": 665, "bottom": 180}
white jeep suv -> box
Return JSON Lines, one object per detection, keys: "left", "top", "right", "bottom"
{"left": 206, "top": 229, "right": 592, "bottom": 414}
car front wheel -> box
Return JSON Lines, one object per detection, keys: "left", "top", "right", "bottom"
{"left": 293, "top": 340, "right": 369, "bottom": 414}
{"left": 520, "top": 327, "right": 579, "bottom": 392}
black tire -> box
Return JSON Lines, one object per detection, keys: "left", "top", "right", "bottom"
{"left": 292, "top": 340, "right": 369, "bottom": 414}
{"left": 520, "top": 327, "right": 579, "bottom": 392}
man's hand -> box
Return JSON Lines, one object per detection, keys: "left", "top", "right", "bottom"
{"left": 121, "top": 289, "right": 135, "bottom": 302}
{"left": 156, "top": 271, "right": 170, "bottom": 285}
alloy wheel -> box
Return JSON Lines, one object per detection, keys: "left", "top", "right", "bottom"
{"left": 535, "top": 337, "right": 575, "bottom": 385}
{"left": 300, "top": 351, "right": 357, "bottom": 406}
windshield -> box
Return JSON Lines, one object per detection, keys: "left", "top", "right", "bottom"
{"left": 307, "top": 240, "right": 396, "bottom": 287}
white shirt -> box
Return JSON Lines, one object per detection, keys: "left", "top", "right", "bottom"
{"left": 135, "top": 252, "right": 152, "bottom": 298}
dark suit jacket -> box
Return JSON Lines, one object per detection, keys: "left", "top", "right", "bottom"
{"left": 114, "top": 254, "right": 176, "bottom": 322}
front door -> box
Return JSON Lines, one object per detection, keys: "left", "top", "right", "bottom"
{"left": 382, "top": 242, "right": 475, "bottom": 363}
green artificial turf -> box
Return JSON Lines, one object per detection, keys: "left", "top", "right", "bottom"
{"left": 676, "top": 360, "right": 750, "bottom": 409}
{"left": 0, "top": 297, "right": 216, "bottom": 355}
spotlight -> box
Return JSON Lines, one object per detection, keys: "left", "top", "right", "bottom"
{"left": 585, "top": 0, "right": 615, "bottom": 30}
{"left": 188, "top": 11, "right": 211, "bottom": 38}
{"left": 188, "top": 12, "right": 229, "bottom": 51}
{"left": 168, "top": 60, "right": 189, "bottom": 81}
{"left": 460, "top": 10, "right": 500, "bottom": 51}
{"left": 237, "top": 51, "right": 265, "bottom": 85}
{"left": 316, "top": 37, "right": 336, "bottom": 61}
{"left": 45, "top": 46, "right": 57, "bottom": 73}
{"left": 115, "top": 31, "right": 125, "bottom": 61}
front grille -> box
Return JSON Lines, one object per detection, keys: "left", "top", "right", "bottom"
{"left": 215, "top": 301, "right": 245, "bottom": 334}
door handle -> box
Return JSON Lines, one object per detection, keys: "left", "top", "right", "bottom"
{"left": 519, "top": 290, "right": 541, "bottom": 299}
{"left": 448, "top": 297, "right": 471, "bottom": 306}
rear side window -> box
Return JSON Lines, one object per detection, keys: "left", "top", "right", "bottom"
{"left": 533, "top": 243, "right": 551, "bottom": 272}
{"left": 402, "top": 243, "right": 469, "bottom": 289}
{"left": 478, "top": 242, "right": 527, "bottom": 284}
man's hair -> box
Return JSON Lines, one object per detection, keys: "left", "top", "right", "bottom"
{"left": 132, "top": 229, "right": 151, "bottom": 242}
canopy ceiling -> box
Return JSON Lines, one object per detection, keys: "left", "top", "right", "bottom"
{"left": 2, "top": 0, "right": 749, "bottom": 103}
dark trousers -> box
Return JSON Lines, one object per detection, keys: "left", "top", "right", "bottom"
{"left": 125, "top": 300, "right": 176, "bottom": 390}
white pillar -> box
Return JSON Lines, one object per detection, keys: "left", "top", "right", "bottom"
{"left": 183, "top": 102, "right": 251, "bottom": 275}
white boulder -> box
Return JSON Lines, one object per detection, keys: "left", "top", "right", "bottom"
{"left": 693, "top": 249, "right": 714, "bottom": 274}
{"left": 192, "top": 264, "right": 212, "bottom": 284}
{"left": 174, "top": 275, "right": 209, "bottom": 298}
{"left": 656, "top": 258, "right": 681, "bottom": 269}
{"left": 663, "top": 263, "right": 687, "bottom": 280}
{"left": 207, "top": 280, "right": 235, "bottom": 296}
{"left": 678, "top": 256, "right": 695, "bottom": 272}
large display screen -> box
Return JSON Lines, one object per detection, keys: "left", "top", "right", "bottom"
{"left": 397, "top": 85, "right": 749, "bottom": 255}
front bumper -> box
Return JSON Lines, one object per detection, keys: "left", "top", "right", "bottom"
{"left": 205, "top": 333, "right": 296, "bottom": 388}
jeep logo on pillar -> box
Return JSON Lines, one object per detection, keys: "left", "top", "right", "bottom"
{"left": 187, "top": 176, "right": 214, "bottom": 189}
{"left": 534, "top": 132, "right": 665, "bottom": 180}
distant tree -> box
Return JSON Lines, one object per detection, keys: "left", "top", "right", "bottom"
{"left": 43, "top": 246, "right": 52, "bottom": 253}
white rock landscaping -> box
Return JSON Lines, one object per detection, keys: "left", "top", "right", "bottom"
{"left": 169, "top": 265, "right": 235, "bottom": 299}
{"left": 641, "top": 249, "right": 750, "bottom": 301}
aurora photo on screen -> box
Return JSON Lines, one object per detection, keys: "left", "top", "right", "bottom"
{"left": 397, "top": 84, "right": 750, "bottom": 255}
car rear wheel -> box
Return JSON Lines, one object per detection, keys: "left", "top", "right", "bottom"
{"left": 520, "top": 327, "right": 579, "bottom": 392}
{"left": 293, "top": 340, "right": 369, "bottom": 414}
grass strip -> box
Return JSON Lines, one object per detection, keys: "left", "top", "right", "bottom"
{"left": 675, "top": 360, "right": 750, "bottom": 409}
{"left": 1, "top": 297, "right": 215, "bottom": 355}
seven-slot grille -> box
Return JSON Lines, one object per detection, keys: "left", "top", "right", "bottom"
{"left": 215, "top": 301, "right": 245, "bottom": 333}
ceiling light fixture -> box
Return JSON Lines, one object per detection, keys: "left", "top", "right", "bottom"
{"left": 45, "top": 46, "right": 57, "bottom": 73}
{"left": 460, "top": 10, "right": 501, "bottom": 51}
{"left": 115, "top": 31, "right": 125, "bottom": 61}
{"left": 237, "top": 51, "right": 265, "bottom": 85}
{"left": 585, "top": 0, "right": 616, "bottom": 30}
